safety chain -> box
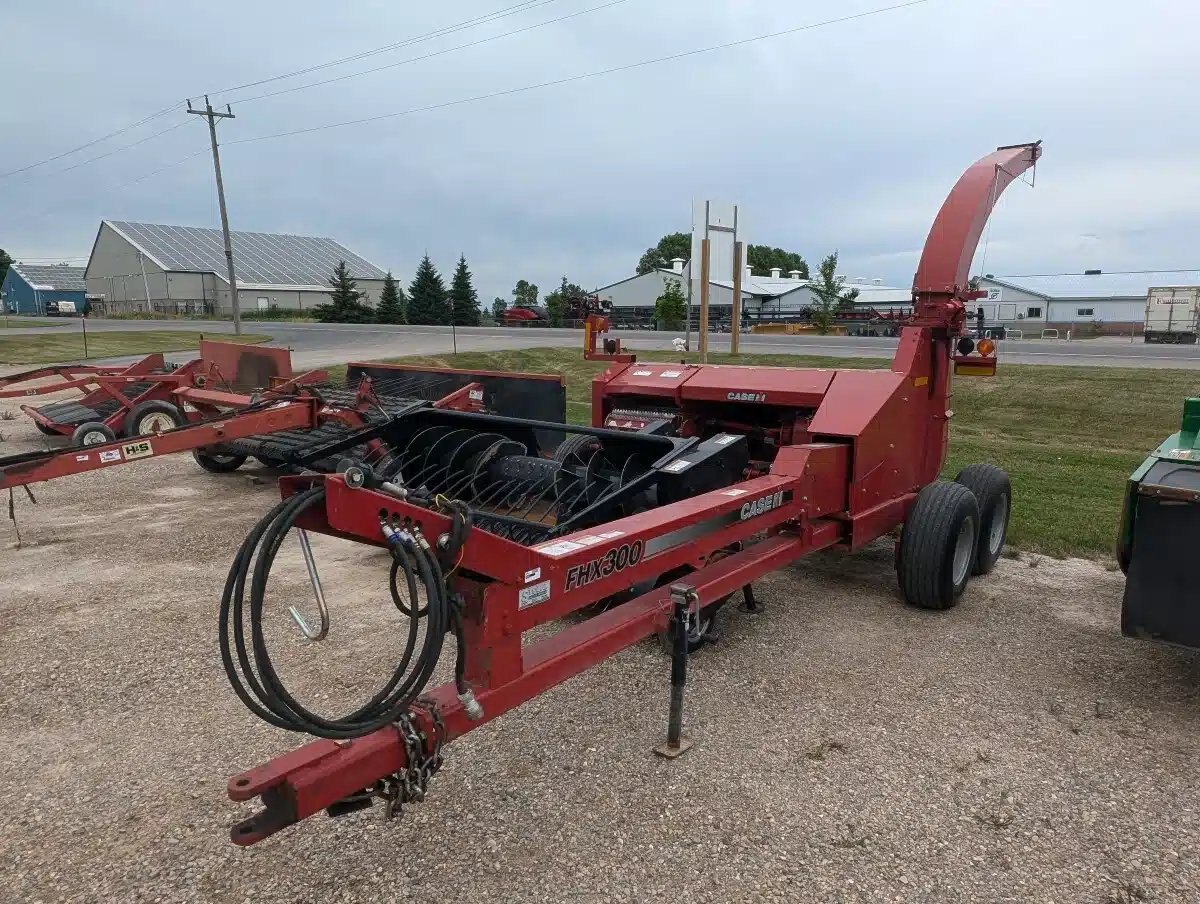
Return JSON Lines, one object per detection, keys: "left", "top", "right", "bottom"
{"left": 374, "top": 700, "right": 446, "bottom": 820}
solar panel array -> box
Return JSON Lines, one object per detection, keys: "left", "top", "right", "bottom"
{"left": 12, "top": 263, "right": 87, "bottom": 291}
{"left": 108, "top": 221, "right": 388, "bottom": 288}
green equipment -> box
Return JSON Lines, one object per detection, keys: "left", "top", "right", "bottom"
{"left": 1119, "top": 397, "right": 1200, "bottom": 650}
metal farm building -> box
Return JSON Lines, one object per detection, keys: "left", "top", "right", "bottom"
{"left": 1, "top": 263, "right": 88, "bottom": 315}
{"left": 84, "top": 220, "right": 389, "bottom": 316}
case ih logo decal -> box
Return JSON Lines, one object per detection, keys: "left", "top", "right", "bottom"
{"left": 727, "top": 391, "right": 767, "bottom": 403}
{"left": 739, "top": 490, "right": 790, "bottom": 521}
{"left": 565, "top": 539, "right": 644, "bottom": 591}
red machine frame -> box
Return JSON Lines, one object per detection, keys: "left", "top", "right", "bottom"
{"left": 0, "top": 369, "right": 487, "bottom": 491}
{"left": 0, "top": 340, "right": 304, "bottom": 438}
{"left": 225, "top": 143, "right": 1041, "bottom": 845}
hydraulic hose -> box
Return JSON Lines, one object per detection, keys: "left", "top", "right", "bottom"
{"left": 218, "top": 486, "right": 453, "bottom": 739}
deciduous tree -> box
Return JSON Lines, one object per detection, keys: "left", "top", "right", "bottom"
{"left": 808, "top": 252, "right": 859, "bottom": 333}
{"left": 747, "top": 245, "right": 808, "bottom": 279}
{"left": 636, "top": 232, "right": 691, "bottom": 275}
{"left": 654, "top": 278, "right": 687, "bottom": 330}
{"left": 511, "top": 279, "right": 538, "bottom": 308}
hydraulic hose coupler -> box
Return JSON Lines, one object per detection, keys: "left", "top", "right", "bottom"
{"left": 380, "top": 521, "right": 413, "bottom": 549}
{"left": 342, "top": 461, "right": 408, "bottom": 500}
{"left": 412, "top": 528, "right": 434, "bottom": 554}
{"left": 457, "top": 688, "right": 484, "bottom": 721}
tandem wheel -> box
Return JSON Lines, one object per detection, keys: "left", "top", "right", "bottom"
{"left": 897, "top": 479, "right": 981, "bottom": 610}
{"left": 897, "top": 466, "right": 1013, "bottom": 609}
{"left": 193, "top": 447, "right": 248, "bottom": 473}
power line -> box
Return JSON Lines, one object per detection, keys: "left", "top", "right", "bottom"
{"left": 0, "top": 0, "right": 564, "bottom": 183}
{"left": 15, "top": 147, "right": 209, "bottom": 234}
{"left": 235, "top": 0, "right": 630, "bottom": 106}
{"left": 9, "top": 119, "right": 196, "bottom": 186}
{"left": 207, "top": 0, "right": 563, "bottom": 98}
{"left": 229, "top": 0, "right": 933, "bottom": 147}
{"left": 0, "top": 102, "right": 180, "bottom": 181}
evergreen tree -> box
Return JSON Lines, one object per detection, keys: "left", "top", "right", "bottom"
{"left": 0, "top": 248, "right": 12, "bottom": 289}
{"left": 312, "top": 260, "right": 373, "bottom": 323}
{"left": 544, "top": 277, "right": 568, "bottom": 327}
{"left": 407, "top": 254, "right": 449, "bottom": 325}
{"left": 448, "top": 255, "right": 480, "bottom": 326}
{"left": 544, "top": 276, "right": 590, "bottom": 326}
{"left": 376, "top": 271, "right": 406, "bottom": 324}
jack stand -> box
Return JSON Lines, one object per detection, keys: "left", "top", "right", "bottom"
{"left": 654, "top": 584, "right": 695, "bottom": 759}
{"left": 737, "top": 583, "right": 759, "bottom": 613}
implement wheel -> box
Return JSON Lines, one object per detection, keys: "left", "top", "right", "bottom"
{"left": 192, "top": 447, "right": 247, "bottom": 473}
{"left": 125, "top": 400, "right": 183, "bottom": 437}
{"left": 654, "top": 554, "right": 735, "bottom": 654}
{"left": 71, "top": 422, "right": 116, "bottom": 447}
{"left": 954, "top": 463, "right": 1011, "bottom": 575}
{"left": 897, "top": 480, "right": 980, "bottom": 610}
{"left": 554, "top": 434, "right": 601, "bottom": 466}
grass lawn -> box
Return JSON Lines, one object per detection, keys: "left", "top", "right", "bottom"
{"left": 335, "top": 347, "right": 1198, "bottom": 560}
{"left": 0, "top": 330, "right": 268, "bottom": 365}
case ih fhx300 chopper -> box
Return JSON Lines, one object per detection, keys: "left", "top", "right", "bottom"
{"left": 221, "top": 143, "right": 1038, "bottom": 845}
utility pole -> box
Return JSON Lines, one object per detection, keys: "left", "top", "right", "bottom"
{"left": 138, "top": 251, "right": 152, "bottom": 312}
{"left": 188, "top": 96, "right": 242, "bottom": 334}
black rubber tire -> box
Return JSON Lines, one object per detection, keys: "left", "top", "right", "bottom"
{"left": 953, "top": 463, "right": 1012, "bottom": 575}
{"left": 71, "top": 421, "right": 116, "bottom": 447}
{"left": 124, "top": 400, "right": 183, "bottom": 437}
{"left": 192, "top": 447, "right": 247, "bottom": 473}
{"left": 35, "top": 421, "right": 59, "bottom": 436}
{"left": 897, "top": 480, "right": 980, "bottom": 610}
{"left": 554, "top": 433, "right": 601, "bottom": 466}
{"left": 656, "top": 605, "right": 720, "bottom": 655}
{"left": 652, "top": 564, "right": 729, "bottom": 654}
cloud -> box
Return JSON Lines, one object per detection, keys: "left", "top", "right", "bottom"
{"left": 2, "top": 0, "right": 1198, "bottom": 299}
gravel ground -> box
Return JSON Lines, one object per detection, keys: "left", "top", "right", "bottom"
{"left": 1, "top": 390, "right": 1198, "bottom": 904}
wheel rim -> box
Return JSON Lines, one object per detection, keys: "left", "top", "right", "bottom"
{"left": 686, "top": 613, "right": 712, "bottom": 644}
{"left": 952, "top": 517, "right": 976, "bottom": 585}
{"left": 82, "top": 430, "right": 107, "bottom": 446}
{"left": 987, "top": 495, "right": 1009, "bottom": 555}
{"left": 139, "top": 413, "right": 175, "bottom": 434}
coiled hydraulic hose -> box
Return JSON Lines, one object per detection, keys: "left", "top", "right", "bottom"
{"left": 218, "top": 486, "right": 453, "bottom": 739}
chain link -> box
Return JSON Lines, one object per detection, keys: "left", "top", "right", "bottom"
{"left": 370, "top": 701, "right": 446, "bottom": 821}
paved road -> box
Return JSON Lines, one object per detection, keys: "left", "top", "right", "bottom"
{"left": 7, "top": 318, "right": 1200, "bottom": 369}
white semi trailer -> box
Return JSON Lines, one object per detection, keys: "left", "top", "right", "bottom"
{"left": 1144, "top": 286, "right": 1200, "bottom": 344}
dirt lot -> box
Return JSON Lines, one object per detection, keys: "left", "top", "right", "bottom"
{"left": 1, "top": 393, "right": 1198, "bottom": 904}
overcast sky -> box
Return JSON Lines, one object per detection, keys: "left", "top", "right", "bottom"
{"left": 3, "top": 0, "right": 1197, "bottom": 301}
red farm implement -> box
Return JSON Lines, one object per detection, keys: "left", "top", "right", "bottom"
{"left": 0, "top": 351, "right": 567, "bottom": 491}
{"left": 217, "top": 143, "right": 1040, "bottom": 845}
{"left": 0, "top": 340, "right": 303, "bottom": 446}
